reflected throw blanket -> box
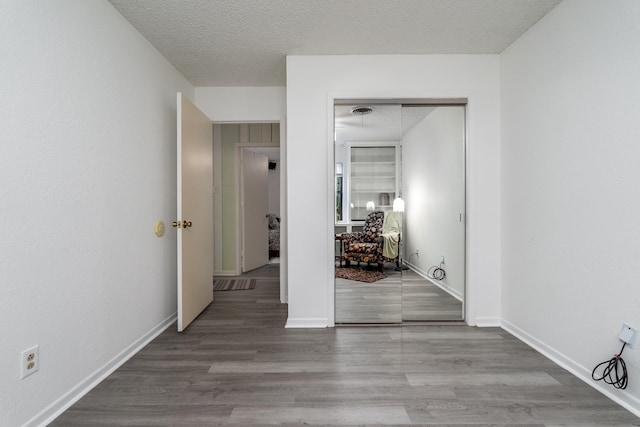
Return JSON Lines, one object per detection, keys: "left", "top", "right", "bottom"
{"left": 381, "top": 211, "right": 402, "bottom": 259}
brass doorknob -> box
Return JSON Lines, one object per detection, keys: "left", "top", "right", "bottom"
{"left": 172, "top": 220, "right": 192, "bottom": 228}
{"left": 171, "top": 220, "right": 192, "bottom": 228}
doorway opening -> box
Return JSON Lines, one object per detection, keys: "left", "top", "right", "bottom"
{"left": 212, "top": 123, "right": 281, "bottom": 277}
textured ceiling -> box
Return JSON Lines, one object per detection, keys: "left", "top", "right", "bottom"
{"left": 108, "top": 0, "right": 562, "bottom": 87}
{"left": 335, "top": 104, "right": 438, "bottom": 146}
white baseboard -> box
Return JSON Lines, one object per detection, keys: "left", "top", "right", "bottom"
{"left": 285, "top": 318, "right": 328, "bottom": 328}
{"left": 27, "top": 312, "right": 177, "bottom": 427}
{"left": 406, "top": 263, "right": 463, "bottom": 301}
{"left": 501, "top": 319, "right": 640, "bottom": 418}
{"left": 473, "top": 317, "right": 502, "bottom": 327}
{"left": 213, "top": 270, "right": 239, "bottom": 277}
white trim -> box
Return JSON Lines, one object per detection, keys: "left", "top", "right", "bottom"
{"left": 285, "top": 318, "right": 329, "bottom": 328}
{"left": 235, "top": 144, "right": 242, "bottom": 274}
{"left": 213, "top": 124, "right": 223, "bottom": 273}
{"left": 463, "top": 95, "right": 475, "bottom": 326}
{"left": 279, "top": 118, "right": 288, "bottom": 305}
{"left": 406, "top": 263, "right": 463, "bottom": 302}
{"left": 502, "top": 320, "right": 640, "bottom": 417}
{"left": 176, "top": 93, "right": 185, "bottom": 331}
{"left": 25, "top": 313, "right": 177, "bottom": 427}
{"left": 327, "top": 97, "right": 336, "bottom": 327}
{"left": 213, "top": 270, "right": 240, "bottom": 277}
{"left": 472, "top": 317, "right": 501, "bottom": 327}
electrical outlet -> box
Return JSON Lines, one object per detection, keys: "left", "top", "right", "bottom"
{"left": 21, "top": 345, "right": 39, "bottom": 379}
{"left": 619, "top": 323, "right": 637, "bottom": 348}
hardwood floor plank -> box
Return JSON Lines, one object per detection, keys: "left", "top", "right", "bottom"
{"left": 335, "top": 264, "right": 463, "bottom": 323}
{"left": 402, "top": 269, "right": 463, "bottom": 321}
{"left": 406, "top": 372, "right": 561, "bottom": 387}
{"left": 51, "top": 265, "right": 640, "bottom": 426}
{"left": 229, "top": 405, "right": 412, "bottom": 425}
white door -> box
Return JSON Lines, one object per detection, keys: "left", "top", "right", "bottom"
{"left": 241, "top": 148, "right": 269, "bottom": 272}
{"left": 176, "top": 93, "right": 214, "bottom": 332}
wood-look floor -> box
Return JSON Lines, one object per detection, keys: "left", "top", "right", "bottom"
{"left": 52, "top": 265, "right": 639, "bottom": 426}
{"left": 336, "top": 264, "right": 463, "bottom": 323}
{"left": 402, "top": 269, "right": 463, "bottom": 322}
{"left": 335, "top": 265, "right": 403, "bottom": 323}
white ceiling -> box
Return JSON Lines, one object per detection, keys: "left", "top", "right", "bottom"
{"left": 108, "top": 0, "right": 562, "bottom": 87}
{"left": 335, "top": 104, "right": 437, "bottom": 146}
{"left": 248, "top": 146, "right": 280, "bottom": 162}
{"left": 335, "top": 105, "right": 402, "bottom": 146}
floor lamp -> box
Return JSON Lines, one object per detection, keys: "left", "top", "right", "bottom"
{"left": 393, "top": 197, "right": 409, "bottom": 271}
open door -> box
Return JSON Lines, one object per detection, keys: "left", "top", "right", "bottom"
{"left": 240, "top": 148, "right": 269, "bottom": 272}
{"left": 176, "top": 93, "right": 213, "bottom": 331}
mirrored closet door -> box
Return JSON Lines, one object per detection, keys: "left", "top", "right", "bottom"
{"left": 334, "top": 101, "right": 466, "bottom": 324}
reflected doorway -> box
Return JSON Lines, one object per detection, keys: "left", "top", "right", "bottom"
{"left": 334, "top": 101, "right": 466, "bottom": 324}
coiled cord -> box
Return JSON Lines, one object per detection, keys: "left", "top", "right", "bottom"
{"left": 592, "top": 342, "right": 628, "bottom": 389}
{"left": 427, "top": 262, "right": 446, "bottom": 281}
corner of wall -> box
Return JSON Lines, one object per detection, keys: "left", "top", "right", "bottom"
{"left": 285, "top": 318, "right": 329, "bottom": 328}
{"left": 25, "top": 314, "right": 176, "bottom": 427}
{"left": 502, "top": 320, "right": 640, "bottom": 417}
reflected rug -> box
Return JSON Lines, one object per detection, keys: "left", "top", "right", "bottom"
{"left": 213, "top": 278, "right": 256, "bottom": 291}
{"left": 335, "top": 267, "right": 385, "bottom": 283}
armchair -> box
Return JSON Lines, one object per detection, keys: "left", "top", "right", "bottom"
{"left": 341, "top": 211, "right": 399, "bottom": 271}
{"left": 267, "top": 213, "right": 280, "bottom": 258}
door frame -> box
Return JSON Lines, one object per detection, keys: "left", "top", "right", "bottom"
{"left": 327, "top": 95, "right": 471, "bottom": 327}
{"left": 211, "top": 120, "right": 289, "bottom": 304}
{"left": 211, "top": 120, "right": 286, "bottom": 303}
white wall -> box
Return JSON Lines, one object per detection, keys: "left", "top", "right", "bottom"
{"left": 403, "top": 106, "right": 466, "bottom": 300}
{"left": 501, "top": 0, "right": 640, "bottom": 416}
{"left": 0, "top": 1, "right": 193, "bottom": 425}
{"left": 286, "top": 55, "right": 501, "bottom": 327}
{"left": 195, "top": 87, "right": 286, "bottom": 122}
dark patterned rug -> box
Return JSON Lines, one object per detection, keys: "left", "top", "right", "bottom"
{"left": 335, "top": 267, "right": 385, "bottom": 283}
{"left": 213, "top": 278, "right": 256, "bottom": 291}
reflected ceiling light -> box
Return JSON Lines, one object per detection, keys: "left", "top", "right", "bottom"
{"left": 393, "top": 197, "right": 405, "bottom": 212}
{"left": 366, "top": 201, "right": 375, "bottom": 211}
{"left": 351, "top": 106, "right": 373, "bottom": 127}
{"left": 351, "top": 106, "right": 373, "bottom": 115}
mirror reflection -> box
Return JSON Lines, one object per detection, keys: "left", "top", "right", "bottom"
{"left": 334, "top": 102, "right": 465, "bottom": 324}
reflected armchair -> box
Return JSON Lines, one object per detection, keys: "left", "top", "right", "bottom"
{"left": 341, "top": 211, "right": 400, "bottom": 272}
{"left": 267, "top": 213, "right": 280, "bottom": 258}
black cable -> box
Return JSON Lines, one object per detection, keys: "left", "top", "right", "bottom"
{"left": 592, "top": 342, "right": 628, "bottom": 390}
{"left": 427, "top": 262, "right": 446, "bottom": 281}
